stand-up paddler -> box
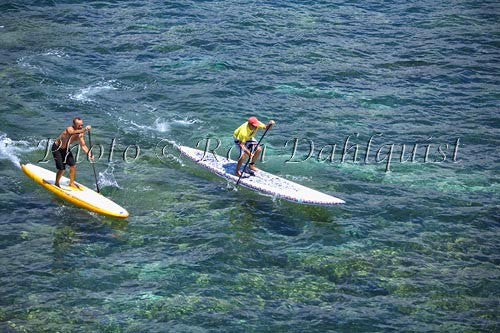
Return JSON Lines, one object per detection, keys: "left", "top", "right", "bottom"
{"left": 52, "top": 117, "right": 94, "bottom": 188}
{"left": 233, "top": 116, "right": 275, "bottom": 177}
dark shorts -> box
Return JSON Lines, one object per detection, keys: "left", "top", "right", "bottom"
{"left": 52, "top": 143, "right": 76, "bottom": 170}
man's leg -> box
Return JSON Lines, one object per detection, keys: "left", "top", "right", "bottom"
{"left": 235, "top": 153, "right": 248, "bottom": 177}
{"left": 66, "top": 150, "right": 79, "bottom": 188}
{"left": 53, "top": 147, "right": 65, "bottom": 187}
{"left": 249, "top": 146, "right": 262, "bottom": 171}
{"left": 55, "top": 169, "right": 64, "bottom": 187}
{"left": 69, "top": 165, "right": 77, "bottom": 187}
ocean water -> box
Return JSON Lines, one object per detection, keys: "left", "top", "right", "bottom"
{"left": 0, "top": 0, "right": 499, "bottom": 332}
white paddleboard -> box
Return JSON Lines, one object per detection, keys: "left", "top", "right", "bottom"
{"left": 179, "top": 146, "right": 345, "bottom": 205}
{"left": 21, "top": 163, "right": 129, "bottom": 218}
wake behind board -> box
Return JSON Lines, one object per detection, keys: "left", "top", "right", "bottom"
{"left": 179, "top": 146, "right": 345, "bottom": 205}
{"left": 21, "top": 163, "right": 129, "bottom": 218}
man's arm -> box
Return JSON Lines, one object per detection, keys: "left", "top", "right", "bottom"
{"left": 239, "top": 142, "right": 252, "bottom": 156}
{"left": 66, "top": 125, "right": 91, "bottom": 136}
{"left": 78, "top": 132, "right": 94, "bottom": 160}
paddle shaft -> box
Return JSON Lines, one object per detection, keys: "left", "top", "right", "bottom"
{"left": 236, "top": 125, "right": 271, "bottom": 186}
{"left": 87, "top": 131, "right": 100, "bottom": 193}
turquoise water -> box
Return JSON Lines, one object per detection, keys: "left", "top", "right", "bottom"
{"left": 1, "top": 1, "right": 499, "bottom": 331}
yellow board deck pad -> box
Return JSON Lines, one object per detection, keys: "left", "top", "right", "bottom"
{"left": 21, "top": 163, "right": 129, "bottom": 218}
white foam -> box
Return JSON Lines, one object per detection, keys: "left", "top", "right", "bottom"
{"left": 172, "top": 117, "right": 202, "bottom": 126}
{"left": 159, "top": 138, "right": 180, "bottom": 150}
{"left": 154, "top": 138, "right": 184, "bottom": 165}
{"left": 129, "top": 118, "right": 170, "bottom": 133}
{"left": 153, "top": 118, "right": 170, "bottom": 132}
{"left": 97, "top": 163, "right": 122, "bottom": 189}
{"left": 42, "top": 49, "right": 68, "bottom": 58}
{"left": 123, "top": 113, "right": 202, "bottom": 135}
{"left": 129, "top": 120, "right": 154, "bottom": 132}
{"left": 70, "top": 81, "right": 118, "bottom": 102}
{"left": 16, "top": 56, "right": 45, "bottom": 74}
{"left": 143, "top": 104, "right": 158, "bottom": 113}
{"left": 0, "top": 133, "right": 35, "bottom": 168}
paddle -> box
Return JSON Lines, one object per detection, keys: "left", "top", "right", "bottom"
{"left": 87, "top": 130, "right": 100, "bottom": 193}
{"left": 236, "top": 124, "right": 272, "bottom": 186}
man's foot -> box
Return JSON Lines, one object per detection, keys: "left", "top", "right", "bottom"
{"left": 69, "top": 183, "right": 81, "bottom": 190}
{"left": 249, "top": 163, "right": 259, "bottom": 172}
{"left": 235, "top": 170, "right": 242, "bottom": 177}
{"left": 54, "top": 183, "right": 61, "bottom": 188}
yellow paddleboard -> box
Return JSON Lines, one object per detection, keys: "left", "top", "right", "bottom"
{"left": 21, "top": 163, "right": 129, "bottom": 218}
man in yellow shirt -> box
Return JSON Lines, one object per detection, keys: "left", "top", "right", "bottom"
{"left": 233, "top": 116, "right": 275, "bottom": 177}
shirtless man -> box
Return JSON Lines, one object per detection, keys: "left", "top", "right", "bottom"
{"left": 52, "top": 117, "right": 94, "bottom": 188}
